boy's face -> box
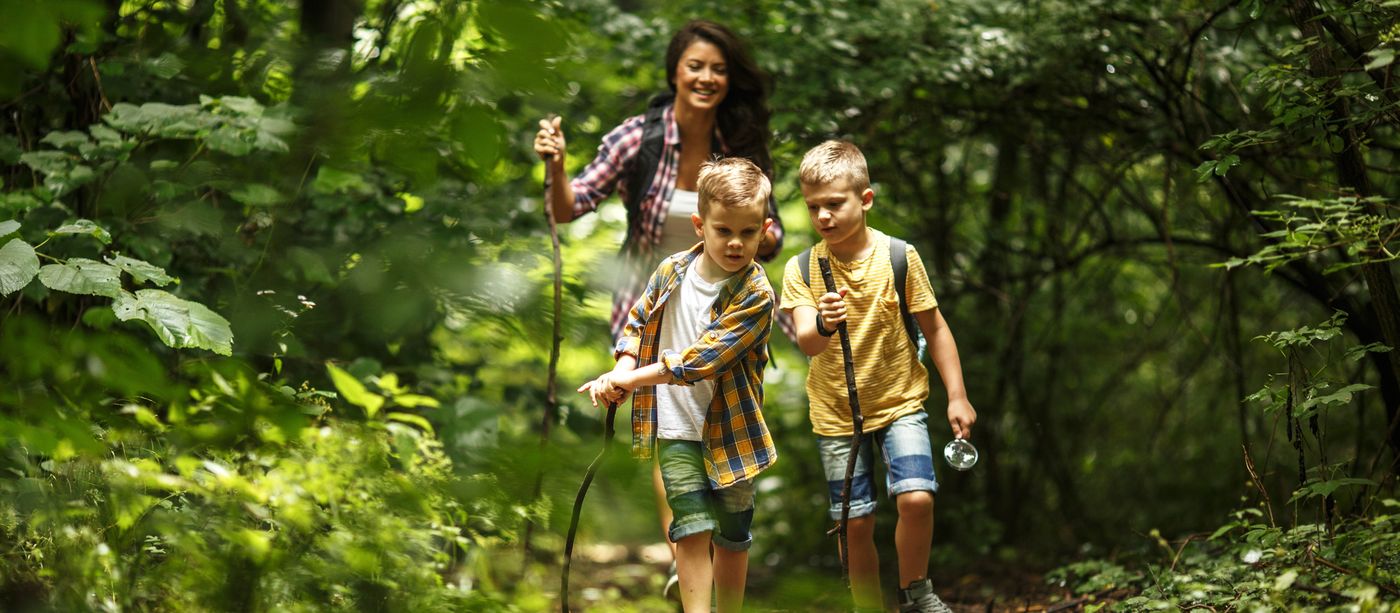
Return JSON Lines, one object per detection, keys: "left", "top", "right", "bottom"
{"left": 801, "top": 178, "right": 874, "bottom": 245}
{"left": 691, "top": 201, "right": 772, "bottom": 274}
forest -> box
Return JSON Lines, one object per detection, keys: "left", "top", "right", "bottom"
{"left": 1, "top": 0, "right": 1398, "bottom": 611}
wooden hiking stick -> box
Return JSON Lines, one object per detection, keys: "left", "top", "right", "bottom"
{"left": 523, "top": 140, "right": 565, "bottom": 561}
{"left": 560, "top": 400, "right": 618, "bottom": 613}
{"left": 818, "top": 256, "right": 864, "bottom": 581}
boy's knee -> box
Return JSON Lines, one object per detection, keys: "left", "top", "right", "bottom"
{"left": 675, "top": 530, "right": 712, "bottom": 547}
{"left": 847, "top": 514, "right": 876, "bottom": 538}
{"left": 895, "top": 490, "right": 934, "bottom": 517}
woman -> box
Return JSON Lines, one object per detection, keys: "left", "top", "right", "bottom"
{"left": 532, "top": 19, "right": 784, "bottom": 601}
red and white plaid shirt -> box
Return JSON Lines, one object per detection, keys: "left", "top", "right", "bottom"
{"left": 549, "top": 105, "right": 790, "bottom": 341}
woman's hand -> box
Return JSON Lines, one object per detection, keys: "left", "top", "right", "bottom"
{"left": 534, "top": 116, "right": 566, "bottom": 168}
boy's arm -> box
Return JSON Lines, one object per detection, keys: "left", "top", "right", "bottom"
{"left": 914, "top": 307, "right": 976, "bottom": 439}
{"left": 781, "top": 255, "right": 847, "bottom": 356}
{"left": 657, "top": 287, "right": 773, "bottom": 385}
{"left": 788, "top": 289, "right": 849, "bottom": 357}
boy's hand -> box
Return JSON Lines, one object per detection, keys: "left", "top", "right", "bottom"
{"left": 577, "top": 373, "right": 625, "bottom": 408}
{"left": 577, "top": 367, "right": 643, "bottom": 408}
{"left": 817, "top": 288, "right": 849, "bottom": 331}
{"left": 947, "top": 398, "right": 977, "bottom": 439}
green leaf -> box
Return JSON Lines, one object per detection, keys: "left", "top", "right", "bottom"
{"left": 205, "top": 125, "right": 253, "bottom": 155}
{"left": 311, "top": 167, "right": 369, "bottom": 194}
{"left": 0, "top": 238, "right": 40, "bottom": 295}
{"left": 53, "top": 218, "right": 112, "bottom": 244}
{"left": 387, "top": 411, "right": 435, "bottom": 433}
{"left": 228, "top": 184, "right": 283, "bottom": 207}
{"left": 104, "top": 254, "right": 174, "bottom": 286}
{"left": 144, "top": 52, "right": 184, "bottom": 79}
{"left": 393, "top": 394, "right": 440, "bottom": 409}
{"left": 1364, "top": 48, "right": 1395, "bottom": 71}
{"left": 1194, "top": 160, "right": 1217, "bottom": 183}
{"left": 1214, "top": 154, "right": 1240, "bottom": 176}
{"left": 0, "top": 220, "right": 17, "bottom": 236}
{"left": 38, "top": 257, "right": 122, "bottom": 297}
{"left": 112, "top": 289, "right": 234, "bottom": 355}
{"left": 1299, "top": 383, "right": 1373, "bottom": 410}
{"left": 40, "top": 130, "right": 91, "bottom": 150}
{"left": 326, "top": 362, "right": 385, "bottom": 417}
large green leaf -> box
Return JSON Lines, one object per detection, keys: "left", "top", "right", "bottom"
{"left": 53, "top": 219, "right": 112, "bottom": 244}
{"left": 0, "top": 220, "right": 17, "bottom": 236}
{"left": 327, "top": 363, "right": 385, "bottom": 417}
{"left": 112, "top": 289, "right": 234, "bottom": 355}
{"left": 105, "top": 254, "right": 174, "bottom": 286}
{"left": 38, "top": 258, "right": 121, "bottom": 297}
{"left": 0, "top": 238, "right": 39, "bottom": 295}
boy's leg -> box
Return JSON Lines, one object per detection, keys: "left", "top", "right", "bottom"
{"left": 816, "top": 433, "right": 881, "bottom": 608}
{"left": 894, "top": 490, "right": 935, "bottom": 586}
{"left": 658, "top": 440, "right": 721, "bottom": 612}
{"left": 674, "top": 531, "right": 713, "bottom": 612}
{"left": 652, "top": 459, "right": 677, "bottom": 557}
{"left": 711, "top": 479, "right": 756, "bottom": 613}
{"left": 652, "top": 459, "right": 680, "bottom": 599}
{"left": 845, "top": 514, "right": 881, "bottom": 607}
{"left": 878, "top": 411, "right": 949, "bottom": 612}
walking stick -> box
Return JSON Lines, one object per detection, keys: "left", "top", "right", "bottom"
{"left": 560, "top": 400, "right": 619, "bottom": 613}
{"left": 523, "top": 132, "right": 565, "bottom": 562}
{"left": 818, "top": 257, "right": 864, "bottom": 582}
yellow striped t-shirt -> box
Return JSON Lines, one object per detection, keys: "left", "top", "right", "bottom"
{"left": 780, "top": 229, "right": 939, "bottom": 437}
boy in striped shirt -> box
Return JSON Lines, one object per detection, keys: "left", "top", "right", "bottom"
{"left": 579, "top": 157, "right": 777, "bottom": 613}
{"left": 781, "top": 140, "right": 977, "bottom": 613}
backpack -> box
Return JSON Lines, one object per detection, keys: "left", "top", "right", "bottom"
{"left": 621, "top": 93, "right": 732, "bottom": 237}
{"left": 798, "top": 237, "right": 925, "bottom": 357}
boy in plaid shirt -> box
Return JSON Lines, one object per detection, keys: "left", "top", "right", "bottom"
{"left": 579, "top": 157, "right": 777, "bottom": 613}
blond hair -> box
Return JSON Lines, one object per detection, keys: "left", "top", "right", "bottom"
{"left": 798, "top": 140, "right": 870, "bottom": 192}
{"left": 696, "top": 157, "right": 771, "bottom": 217}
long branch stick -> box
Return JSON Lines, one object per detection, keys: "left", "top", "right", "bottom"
{"left": 819, "top": 256, "right": 864, "bottom": 584}
{"left": 524, "top": 149, "right": 565, "bottom": 562}
{"left": 560, "top": 401, "right": 618, "bottom": 613}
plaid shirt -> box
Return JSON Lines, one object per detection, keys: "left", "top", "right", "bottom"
{"left": 615, "top": 244, "right": 778, "bottom": 488}
{"left": 552, "top": 105, "right": 788, "bottom": 341}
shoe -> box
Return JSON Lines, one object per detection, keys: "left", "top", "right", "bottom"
{"left": 663, "top": 560, "right": 680, "bottom": 602}
{"left": 898, "top": 578, "right": 953, "bottom": 613}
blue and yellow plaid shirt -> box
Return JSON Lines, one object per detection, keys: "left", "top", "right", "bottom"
{"left": 615, "top": 243, "right": 778, "bottom": 488}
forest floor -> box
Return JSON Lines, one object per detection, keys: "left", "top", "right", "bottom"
{"left": 556, "top": 541, "right": 1125, "bottom": 612}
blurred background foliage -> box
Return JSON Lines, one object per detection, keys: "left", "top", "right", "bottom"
{"left": 0, "top": 0, "right": 1397, "bottom": 610}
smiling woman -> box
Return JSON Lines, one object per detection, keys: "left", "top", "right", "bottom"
{"left": 530, "top": 18, "right": 786, "bottom": 603}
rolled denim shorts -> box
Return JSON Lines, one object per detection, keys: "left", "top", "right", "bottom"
{"left": 815, "top": 410, "right": 939, "bottom": 520}
{"left": 657, "top": 439, "right": 756, "bottom": 551}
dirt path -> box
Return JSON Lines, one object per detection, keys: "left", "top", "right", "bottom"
{"left": 558, "top": 542, "right": 1122, "bottom": 612}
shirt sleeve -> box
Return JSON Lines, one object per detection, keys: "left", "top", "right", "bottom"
{"left": 779, "top": 255, "right": 816, "bottom": 312}
{"left": 659, "top": 285, "right": 773, "bottom": 385}
{"left": 904, "top": 244, "right": 939, "bottom": 313}
{"left": 552, "top": 115, "right": 644, "bottom": 222}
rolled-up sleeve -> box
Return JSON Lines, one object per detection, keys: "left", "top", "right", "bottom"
{"left": 660, "top": 287, "right": 773, "bottom": 385}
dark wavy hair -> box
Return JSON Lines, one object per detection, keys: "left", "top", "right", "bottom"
{"left": 664, "top": 20, "right": 773, "bottom": 175}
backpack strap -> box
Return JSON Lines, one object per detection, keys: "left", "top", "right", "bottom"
{"left": 888, "top": 237, "right": 922, "bottom": 353}
{"left": 798, "top": 247, "right": 813, "bottom": 289}
{"left": 623, "top": 93, "right": 674, "bottom": 234}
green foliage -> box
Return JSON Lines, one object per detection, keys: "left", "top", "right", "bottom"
{"left": 1050, "top": 505, "right": 1400, "bottom": 611}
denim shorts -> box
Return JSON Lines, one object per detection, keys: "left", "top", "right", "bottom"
{"left": 657, "top": 439, "right": 756, "bottom": 552}
{"left": 815, "top": 410, "right": 939, "bottom": 520}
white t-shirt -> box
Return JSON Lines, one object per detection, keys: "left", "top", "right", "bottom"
{"left": 655, "top": 256, "right": 721, "bottom": 441}
{"left": 658, "top": 189, "right": 701, "bottom": 258}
